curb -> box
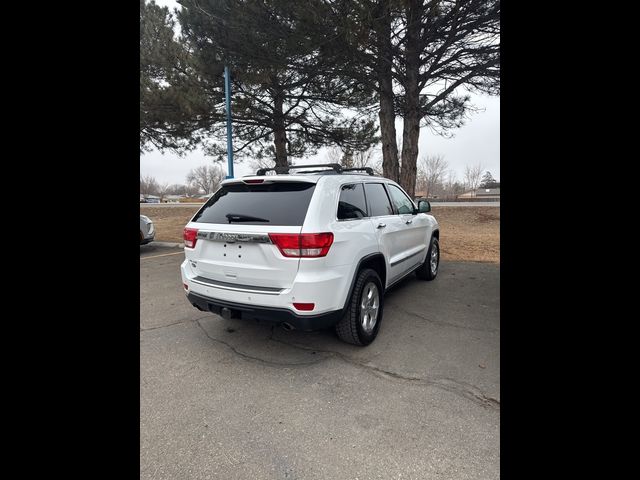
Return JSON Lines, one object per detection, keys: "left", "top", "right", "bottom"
{"left": 151, "top": 241, "right": 184, "bottom": 248}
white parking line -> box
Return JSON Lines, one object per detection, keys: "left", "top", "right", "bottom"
{"left": 140, "top": 252, "right": 184, "bottom": 260}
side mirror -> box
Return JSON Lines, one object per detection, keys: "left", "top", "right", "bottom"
{"left": 417, "top": 200, "right": 431, "bottom": 213}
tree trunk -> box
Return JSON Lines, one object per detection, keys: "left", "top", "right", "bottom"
{"left": 375, "top": 0, "right": 399, "bottom": 182}
{"left": 379, "top": 90, "right": 399, "bottom": 182}
{"left": 400, "top": 111, "right": 420, "bottom": 197}
{"left": 399, "top": 0, "right": 422, "bottom": 198}
{"left": 273, "top": 91, "right": 288, "bottom": 169}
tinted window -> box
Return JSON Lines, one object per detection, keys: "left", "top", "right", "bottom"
{"left": 338, "top": 184, "right": 368, "bottom": 220}
{"left": 192, "top": 182, "right": 316, "bottom": 226}
{"left": 364, "top": 183, "right": 393, "bottom": 217}
{"left": 387, "top": 185, "right": 415, "bottom": 214}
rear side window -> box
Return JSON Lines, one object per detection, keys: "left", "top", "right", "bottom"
{"left": 192, "top": 182, "right": 316, "bottom": 226}
{"left": 364, "top": 183, "right": 394, "bottom": 216}
{"left": 387, "top": 184, "right": 415, "bottom": 214}
{"left": 338, "top": 184, "right": 368, "bottom": 220}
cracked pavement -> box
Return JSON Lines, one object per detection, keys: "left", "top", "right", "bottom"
{"left": 140, "top": 245, "right": 500, "bottom": 479}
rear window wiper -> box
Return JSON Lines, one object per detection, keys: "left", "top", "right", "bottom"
{"left": 225, "top": 213, "right": 270, "bottom": 223}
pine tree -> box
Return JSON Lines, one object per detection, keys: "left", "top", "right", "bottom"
{"left": 480, "top": 171, "right": 496, "bottom": 188}
{"left": 140, "top": 0, "right": 219, "bottom": 153}
{"left": 326, "top": 0, "right": 500, "bottom": 196}
{"left": 174, "top": 0, "right": 379, "bottom": 168}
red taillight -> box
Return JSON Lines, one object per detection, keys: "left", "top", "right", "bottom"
{"left": 293, "top": 302, "right": 315, "bottom": 311}
{"left": 243, "top": 179, "right": 264, "bottom": 184}
{"left": 183, "top": 283, "right": 189, "bottom": 290}
{"left": 183, "top": 227, "right": 199, "bottom": 248}
{"left": 300, "top": 233, "right": 334, "bottom": 257}
{"left": 268, "top": 233, "right": 300, "bottom": 257}
{"left": 268, "top": 232, "right": 334, "bottom": 258}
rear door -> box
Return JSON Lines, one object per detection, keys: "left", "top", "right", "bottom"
{"left": 184, "top": 180, "right": 316, "bottom": 289}
{"left": 363, "top": 182, "right": 406, "bottom": 286}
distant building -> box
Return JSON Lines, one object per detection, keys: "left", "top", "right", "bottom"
{"left": 414, "top": 190, "right": 439, "bottom": 199}
{"left": 458, "top": 187, "right": 500, "bottom": 199}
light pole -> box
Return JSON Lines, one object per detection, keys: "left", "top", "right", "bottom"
{"left": 224, "top": 65, "right": 234, "bottom": 179}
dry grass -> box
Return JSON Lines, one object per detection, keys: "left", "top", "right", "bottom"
{"left": 142, "top": 205, "right": 200, "bottom": 244}
{"left": 141, "top": 205, "right": 500, "bottom": 263}
{"left": 431, "top": 206, "right": 500, "bottom": 263}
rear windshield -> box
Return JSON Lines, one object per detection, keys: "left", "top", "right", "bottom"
{"left": 192, "top": 182, "right": 316, "bottom": 226}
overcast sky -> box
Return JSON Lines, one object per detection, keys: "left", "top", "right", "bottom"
{"left": 142, "top": 0, "right": 500, "bottom": 185}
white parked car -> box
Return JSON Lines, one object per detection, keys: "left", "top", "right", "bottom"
{"left": 180, "top": 164, "right": 439, "bottom": 345}
{"left": 140, "top": 215, "right": 155, "bottom": 245}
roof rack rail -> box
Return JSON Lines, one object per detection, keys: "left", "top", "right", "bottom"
{"left": 342, "top": 167, "right": 374, "bottom": 176}
{"left": 256, "top": 163, "right": 374, "bottom": 176}
{"left": 292, "top": 169, "right": 336, "bottom": 175}
{"left": 256, "top": 163, "right": 342, "bottom": 176}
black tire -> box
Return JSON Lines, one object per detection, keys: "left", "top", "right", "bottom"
{"left": 416, "top": 236, "right": 439, "bottom": 281}
{"left": 335, "top": 268, "right": 384, "bottom": 346}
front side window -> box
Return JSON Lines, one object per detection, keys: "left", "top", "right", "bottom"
{"left": 387, "top": 184, "right": 415, "bottom": 214}
{"left": 337, "top": 183, "right": 368, "bottom": 220}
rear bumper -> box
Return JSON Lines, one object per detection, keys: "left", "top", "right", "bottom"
{"left": 140, "top": 232, "right": 155, "bottom": 245}
{"left": 181, "top": 259, "right": 352, "bottom": 315}
{"left": 186, "top": 291, "right": 343, "bottom": 331}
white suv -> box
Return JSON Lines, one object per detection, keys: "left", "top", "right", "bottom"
{"left": 180, "top": 164, "right": 439, "bottom": 345}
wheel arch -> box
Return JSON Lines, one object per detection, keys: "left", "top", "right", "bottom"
{"left": 342, "top": 253, "right": 387, "bottom": 311}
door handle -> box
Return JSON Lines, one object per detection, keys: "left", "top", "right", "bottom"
{"left": 405, "top": 219, "right": 413, "bottom": 224}
{"left": 377, "top": 222, "right": 386, "bottom": 229}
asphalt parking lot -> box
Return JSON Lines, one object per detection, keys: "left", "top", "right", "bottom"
{"left": 140, "top": 244, "right": 500, "bottom": 479}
